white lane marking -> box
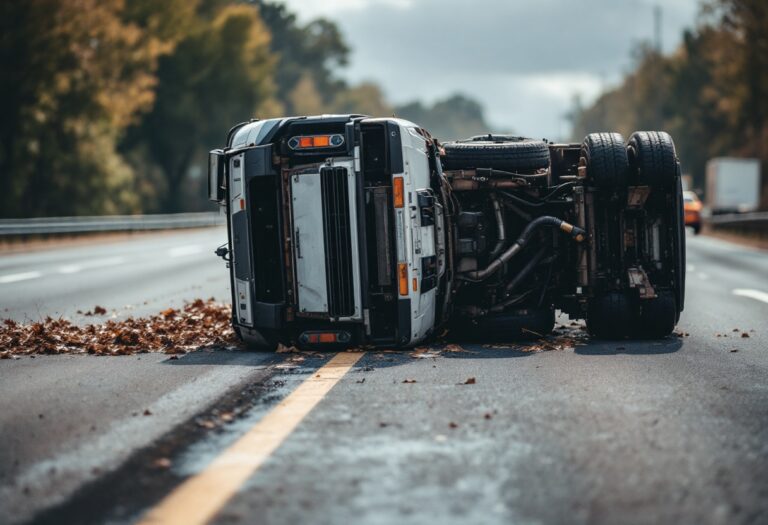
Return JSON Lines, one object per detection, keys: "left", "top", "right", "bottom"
{"left": 733, "top": 289, "right": 768, "bottom": 305}
{"left": 698, "top": 272, "right": 709, "bottom": 280}
{"left": 58, "top": 256, "right": 125, "bottom": 274}
{"left": 168, "top": 244, "right": 203, "bottom": 258}
{"left": 0, "top": 271, "right": 42, "bottom": 284}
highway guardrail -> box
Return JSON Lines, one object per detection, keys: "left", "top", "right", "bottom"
{"left": 705, "top": 211, "right": 768, "bottom": 241}
{"left": 0, "top": 212, "right": 224, "bottom": 236}
{"left": 706, "top": 211, "right": 768, "bottom": 226}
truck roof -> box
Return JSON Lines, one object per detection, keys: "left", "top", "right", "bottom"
{"left": 229, "top": 115, "right": 419, "bottom": 149}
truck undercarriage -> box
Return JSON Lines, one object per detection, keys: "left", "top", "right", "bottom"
{"left": 209, "top": 116, "right": 685, "bottom": 349}
{"left": 441, "top": 131, "right": 685, "bottom": 340}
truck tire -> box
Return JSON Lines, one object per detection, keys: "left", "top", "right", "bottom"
{"left": 636, "top": 291, "right": 677, "bottom": 338}
{"left": 627, "top": 131, "right": 678, "bottom": 188}
{"left": 673, "top": 174, "right": 686, "bottom": 318}
{"left": 587, "top": 292, "right": 633, "bottom": 339}
{"left": 581, "top": 132, "right": 628, "bottom": 189}
{"left": 442, "top": 136, "right": 550, "bottom": 172}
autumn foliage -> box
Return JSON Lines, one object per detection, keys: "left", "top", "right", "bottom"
{"left": 572, "top": 0, "right": 768, "bottom": 205}
{"left": 0, "top": 299, "right": 238, "bottom": 358}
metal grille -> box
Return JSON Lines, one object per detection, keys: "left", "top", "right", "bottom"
{"left": 320, "top": 166, "right": 355, "bottom": 317}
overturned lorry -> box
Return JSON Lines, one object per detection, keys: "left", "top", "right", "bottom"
{"left": 208, "top": 115, "right": 685, "bottom": 349}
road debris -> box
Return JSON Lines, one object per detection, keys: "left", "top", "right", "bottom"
{"left": 153, "top": 458, "right": 172, "bottom": 469}
{"left": 402, "top": 379, "right": 417, "bottom": 384}
{"left": 462, "top": 377, "right": 476, "bottom": 385}
{"left": 0, "top": 298, "right": 237, "bottom": 357}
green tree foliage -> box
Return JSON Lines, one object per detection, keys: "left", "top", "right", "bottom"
{"left": 572, "top": 0, "right": 768, "bottom": 204}
{"left": 396, "top": 94, "right": 493, "bottom": 141}
{"left": 0, "top": 0, "right": 494, "bottom": 216}
{"left": 0, "top": 0, "right": 165, "bottom": 217}
{"left": 332, "top": 83, "right": 393, "bottom": 117}
{"left": 252, "top": 1, "right": 349, "bottom": 114}
{"left": 126, "top": 4, "right": 278, "bottom": 212}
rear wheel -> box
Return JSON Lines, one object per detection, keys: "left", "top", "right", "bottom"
{"left": 581, "top": 133, "right": 628, "bottom": 189}
{"left": 627, "top": 131, "right": 677, "bottom": 189}
{"left": 442, "top": 136, "right": 550, "bottom": 172}
{"left": 636, "top": 291, "right": 677, "bottom": 338}
{"left": 587, "top": 292, "right": 633, "bottom": 339}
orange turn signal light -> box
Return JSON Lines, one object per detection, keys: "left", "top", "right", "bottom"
{"left": 393, "top": 177, "right": 405, "bottom": 208}
{"left": 288, "top": 134, "right": 344, "bottom": 150}
{"left": 398, "top": 262, "right": 409, "bottom": 296}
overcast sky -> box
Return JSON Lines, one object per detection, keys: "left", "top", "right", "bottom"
{"left": 281, "top": 0, "right": 701, "bottom": 140}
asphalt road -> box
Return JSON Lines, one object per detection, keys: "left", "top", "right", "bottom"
{"left": 0, "top": 228, "right": 230, "bottom": 322}
{"left": 1, "top": 230, "right": 767, "bottom": 525}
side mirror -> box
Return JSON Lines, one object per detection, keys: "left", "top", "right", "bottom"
{"left": 208, "top": 149, "right": 226, "bottom": 202}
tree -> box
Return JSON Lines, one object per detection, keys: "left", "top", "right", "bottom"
{"left": 127, "top": 4, "right": 278, "bottom": 212}
{"left": 0, "top": 0, "right": 165, "bottom": 217}
{"left": 332, "top": 83, "right": 393, "bottom": 117}
{"left": 251, "top": 1, "right": 349, "bottom": 114}
{"left": 396, "top": 94, "right": 493, "bottom": 141}
{"left": 571, "top": 0, "right": 768, "bottom": 202}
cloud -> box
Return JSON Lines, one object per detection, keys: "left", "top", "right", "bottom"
{"left": 281, "top": 0, "right": 700, "bottom": 139}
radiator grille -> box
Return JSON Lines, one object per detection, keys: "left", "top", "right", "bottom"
{"left": 320, "top": 166, "right": 355, "bottom": 317}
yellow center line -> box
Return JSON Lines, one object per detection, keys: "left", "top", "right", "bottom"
{"left": 137, "top": 351, "right": 365, "bottom": 525}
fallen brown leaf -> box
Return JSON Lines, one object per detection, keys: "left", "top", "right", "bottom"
{"left": 402, "top": 379, "right": 417, "bottom": 384}
{"left": 463, "top": 377, "right": 476, "bottom": 385}
{"left": 0, "top": 299, "right": 238, "bottom": 357}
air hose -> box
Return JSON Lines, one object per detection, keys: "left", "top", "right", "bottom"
{"left": 462, "top": 216, "right": 586, "bottom": 282}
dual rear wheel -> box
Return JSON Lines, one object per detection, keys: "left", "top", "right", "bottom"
{"left": 582, "top": 131, "right": 684, "bottom": 339}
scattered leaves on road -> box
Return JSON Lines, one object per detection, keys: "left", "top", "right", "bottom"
{"left": 0, "top": 298, "right": 237, "bottom": 358}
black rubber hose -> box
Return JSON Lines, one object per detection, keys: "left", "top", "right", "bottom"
{"left": 462, "top": 216, "right": 586, "bottom": 281}
{"left": 504, "top": 246, "right": 548, "bottom": 293}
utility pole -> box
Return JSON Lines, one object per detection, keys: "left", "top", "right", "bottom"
{"left": 653, "top": 4, "right": 662, "bottom": 53}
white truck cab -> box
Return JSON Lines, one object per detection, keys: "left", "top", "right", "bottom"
{"left": 209, "top": 115, "right": 449, "bottom": 349}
